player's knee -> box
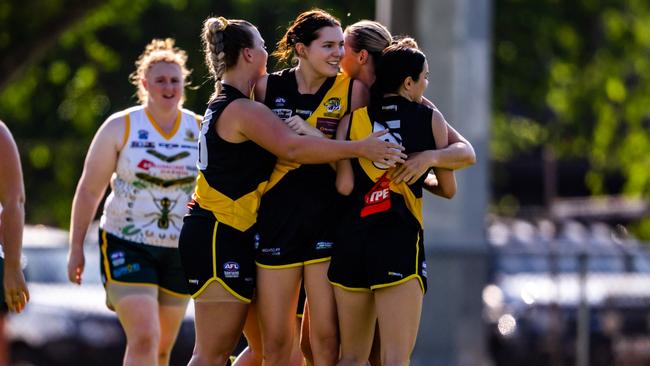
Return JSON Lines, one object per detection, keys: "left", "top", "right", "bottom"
{"left": 381, "top": 353, "right": 410, "bottom": 366}
{"left": 338, "top": 355, "right": 368, "bottom": 366}
{"left": 129, "top": 331, "right": 159, "bottom": 354}
{"left": 312, "top": 331, "right": 338, "bottom": 352}
{"left": 263, "top": 334, "right": 294, "bottom": 358}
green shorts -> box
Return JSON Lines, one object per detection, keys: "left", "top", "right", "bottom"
{"left": 99, "top": 228, "right": 189, "bottom": 296}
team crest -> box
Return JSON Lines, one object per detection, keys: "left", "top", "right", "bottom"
{"left": 184, "top": 129, "right": 196, "bottom": 142}
{"left": 323, "top": 97, "right": 341, "bottom": 114}
{"left": 138, "top": 129, "right": 149, "bottom": 140}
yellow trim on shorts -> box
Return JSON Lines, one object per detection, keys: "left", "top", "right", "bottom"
{"left": 256, "top": 256, "right": 331, "bottom": 269}
{"left": 304, "top": 257, "right": 331, "bottom": 265}
{"left": 370, "top": 275, "right": 425, "bottom": 294}
{"left": 255, "top": 261, "right": 304, "bottom": 269}
{"left": 329, "top": 280, "right": 372, "bottom": 293}
{"left": 212, "top": 221, "right": 218, "bottom": 277}
{"left": 100, "top": 230, "right": 113, "bottom": 282}
{"left": 371, "top": 232, "right": 425, "bottom": 293}
{"left": 191, "top": 277, "right": 252, "bottom": 303}
{"left": 415, "top": 231, "right": 420, "bottom": 281}
{"left": 107, "top": 279, "right": 159, "bottom": 289}
{"left": 159, "top": 286, "right": 191, "bottom": 298}
{"left": 100, "top": 230, "right": 190, "bottom": 296}
{"left": 189, "top": 220, "right": 251, "bottom": 303}
{"left": 108, "top": 281, "right": 189, "bottom": 298}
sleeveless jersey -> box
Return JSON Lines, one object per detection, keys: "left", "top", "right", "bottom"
{"left": 257, "top": 69, "right": 352, "bottom": 235}
{"left": 347, "top": 96, "right": 436, "bottom": 228}
{"left": 100, "top": 106, "right": 201, "bottom": 248}
{"left": 263, "top": 68, "right": 353, "bottom": 192}
{"left": 193, "top": 84, "right": 277, "bottom": 232}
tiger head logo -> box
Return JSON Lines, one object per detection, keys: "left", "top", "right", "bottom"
{"left": 323, "top": 97, "right": 341, "bottom": 113}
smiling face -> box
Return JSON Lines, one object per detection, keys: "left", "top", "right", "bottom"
{"left": 143, "top": 62, "right": 184, "bottom": 111}
{"left": 299, "top": 26, "right": 344, "bottom": 77}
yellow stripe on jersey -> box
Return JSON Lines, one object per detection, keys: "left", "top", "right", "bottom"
{"left": 121, "top": 113, "right": 131, "bottom": 150}
{"left": 265, "top": 73, "right": 352, "bottom": 193}
{"left": 146, "top": 109, "right": 181, "bottom": 140}
{"left": 193, "top": 171, "right": 268, "bottom": 232}
{"left": 349, "top": 107, "right": 424, "bottom": 228}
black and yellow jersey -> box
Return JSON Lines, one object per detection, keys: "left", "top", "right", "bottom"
{"left": 257, "top": 68, "right": 353, "bottom": 239}
{"left": 263, "top": 68, "right": 353, "bottom": 191}
{"left": 346, "top": 95, "right": 436, "bottom": 229}
{"left": 192, "top": 84, "right": 276, "bottom": 232}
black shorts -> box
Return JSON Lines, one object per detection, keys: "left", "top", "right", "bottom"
{"left": 255, "top": 177, "right": 339, "bottom": 268}
{"left": 99, "top": 229, "right": 189, "bottom": 297}
{"left": 255, "top": 222, "right": 334, "bottom": 268}
{"left": 178, "top": 209, "right": 256, "bottom": 302}
{"left": 328, "top": 214, "right": 427, "bottom": 293}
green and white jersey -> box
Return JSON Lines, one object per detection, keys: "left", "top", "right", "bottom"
{"left": 100, "top": 106, "right": 201, "bottom": 248}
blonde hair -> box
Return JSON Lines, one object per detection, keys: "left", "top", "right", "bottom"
{"left": 344, "top": 20, "right": 392, "bottom": 63}
{"left": 129, "top": 38, "right": 191, "bottom": 105}
{"left": 201, "top": 16, "right": 255, "bottom": 102}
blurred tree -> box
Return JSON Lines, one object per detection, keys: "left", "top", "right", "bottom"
{"left": 0, "top": 0, "right": 373, "bottom": 227}
{"left": 492, "top": 0, "right": 650, "bottom": 224}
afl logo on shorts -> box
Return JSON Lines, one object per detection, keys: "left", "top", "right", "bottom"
{"left": 274, "top": 97, "right": 287, "bottom": 106}
{"left": 223, "top": 261, "right": 240, "bottom": 278}
{"left": 110, "top": 251, "right": 125, "bottom": 266}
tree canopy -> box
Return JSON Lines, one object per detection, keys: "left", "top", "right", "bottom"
{"left": 0, "top": 0, "right": 373, "bottom": 227}
{"left": 492, "top": 0, "right": 650, "bottom": 236}
{"left": 4, "top": 0, "right": 650, "bottom": 237}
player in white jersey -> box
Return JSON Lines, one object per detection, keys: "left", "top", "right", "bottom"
{"left": 67, "top": 38, "right": 201, "bottom": 366}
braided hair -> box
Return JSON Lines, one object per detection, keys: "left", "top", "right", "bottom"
{"left": 201, "top": 16, "right": 255, "bottom": 102}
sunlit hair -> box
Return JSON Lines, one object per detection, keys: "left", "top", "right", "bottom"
{"left": 129, "top": 38, "right": 191, "bottom": 105}
{"left": 201, "top": 16, "right": 255, "bottom": 102}
{"left": 273, "top": 9, "right": 341, "bottom": 65}
{"left": 372, "top": 37, "right": 425, "bottom": 96}
{"left": 344, "top": 20, "right": 392, "bottom": 67}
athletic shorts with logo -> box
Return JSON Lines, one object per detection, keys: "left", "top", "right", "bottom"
{"left": 99, "top": 228, "right": 189, "bottom": 296}
{"left": 328, "top": 212, "right": 428, "bottom": 293}
{"left": 178, "top": 206, "right": 256, "bottom": 302}
{"left": 255, "top": 180, "right": 340, "bottom": 268}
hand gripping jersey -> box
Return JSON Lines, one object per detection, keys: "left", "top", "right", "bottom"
{"left": 346, "top": 96, "right": 437, "bottom": 228}
{"left": 192, "top": 84, "right": 277, "bottom": 231}
{"left": 257, "top": 69, "right": 352, "bottom": 240}
{"left": 100, "top": 106, "right": 201, "bottom": 248}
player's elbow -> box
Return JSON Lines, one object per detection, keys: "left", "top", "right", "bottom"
{"left": 465, "top": 147, "right": 477, "bottom": 167}
{"left": 438, "top": 183, "right": 456, "bottom": 199}
{"left": 336, "top": 179, "right": 353, "bottom": 196}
